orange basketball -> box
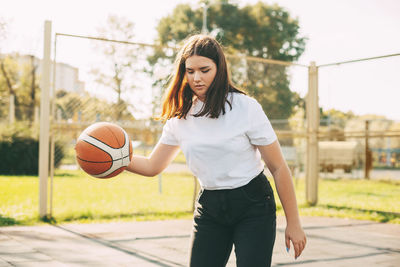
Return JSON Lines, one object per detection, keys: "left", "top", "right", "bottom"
{"left": 75, "top": 122, "right": 133, "bottom": 178}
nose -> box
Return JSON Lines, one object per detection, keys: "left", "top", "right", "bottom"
{"left": 194, "top": 71, "right": 201, "bottom": 82}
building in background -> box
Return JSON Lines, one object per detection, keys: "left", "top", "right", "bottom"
{"left": 11, "top": 53, "right": 85, "bottom": 94}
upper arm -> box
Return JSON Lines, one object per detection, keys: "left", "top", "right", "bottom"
{"left": 256, "top": 140, "right": 288, "bottom": 174}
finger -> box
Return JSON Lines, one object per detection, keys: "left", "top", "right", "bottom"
{"left": 298, "top": 241, "right": 305, "bottom": 257}
{"left": 293, "top": 241, "right": 300, "bottom": 259}
{"left": 297, "top": 241, "right": 305, "bottom": 257}
{"left": 285, "top": 236, "right": 290, "bottom": 252}
{"left": 295, "top": 237, "right": 306, "bottom": 258}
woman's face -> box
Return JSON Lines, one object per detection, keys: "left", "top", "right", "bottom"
{"left": 185, "top": 55, "right": 217, "bottom": 102}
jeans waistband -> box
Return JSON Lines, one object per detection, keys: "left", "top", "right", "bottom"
{"left": 203, "top": 171, "right": 266, "bottom": 193}
{"left": 238, "top": 171, "right": 266, "bottom": 190}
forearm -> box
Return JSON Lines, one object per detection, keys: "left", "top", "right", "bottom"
{"left": 126, "top": 155, "right": 158, "bottom": 177}
{"left": 125, "top": 142, "right": 180, "bottom": 177}
{"left": 272, "top": 165, "right": 301, "bottom": 226}
{"left": 257, "top": 142, "right": 306, "bottom": 257}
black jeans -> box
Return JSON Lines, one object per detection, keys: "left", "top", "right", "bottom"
{"left": 189, "top": 172, "right": 276, "bottom": 267}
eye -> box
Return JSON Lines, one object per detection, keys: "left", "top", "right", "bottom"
{"left": 186, "top": 70, "right": 194, "bottom": 74}
{"left": 202, "top": 69, "right": 210, "bottom": 73}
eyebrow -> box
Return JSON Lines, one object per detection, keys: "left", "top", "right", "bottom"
{"left": 186, "top": 66, "right": 211, "bottom": 70}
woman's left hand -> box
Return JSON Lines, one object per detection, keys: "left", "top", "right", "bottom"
{"left": 285, "top": 223, "right": 307, "bottom": 260}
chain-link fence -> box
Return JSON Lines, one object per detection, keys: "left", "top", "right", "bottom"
{"left": 49, "top": 34, "right": 313, "bottom": 179}
{"left": 2, "top": 30, "right": 400, "bottom": 218}
{"left": 50, "top": 34, "right": 166, "bottom": 173}
{"left": 317, "top": 55, "right": 400, "bottom": 180}
{"left": 2, "top": 33, "right": 399, "bottom": 181}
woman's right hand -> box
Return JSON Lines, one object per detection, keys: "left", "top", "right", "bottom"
{"left": 285, "top": 223, "right": 307, "bottom": 259}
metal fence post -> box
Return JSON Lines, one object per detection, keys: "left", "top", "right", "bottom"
{"left": 364, "top": 120, "right": 371, "bottom": 179}
{"left": 39, "top": 20, "right": 52, "bottom": 218}
{"left": 306, "top": 61, "right": 319, "bottom": 205}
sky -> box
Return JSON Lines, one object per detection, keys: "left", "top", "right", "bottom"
{"left": 1, "top": 0, "right": 400, "bottom": 120}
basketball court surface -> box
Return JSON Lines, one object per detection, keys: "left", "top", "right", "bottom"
{"left": 1, "top": 216, "right": 399, "bottom": 266}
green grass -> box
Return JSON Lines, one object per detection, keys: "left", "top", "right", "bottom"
{"left": 0, "top": 170, "right": 196, "bottom": 226}
{"left": 292, "top": 178, "right": 400, "bottom": 223}
{"left": 1, "top": 170, "right": 399, "bottom": 226}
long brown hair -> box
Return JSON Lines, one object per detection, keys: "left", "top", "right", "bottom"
{"left": 160, "top": 34, "right": 245, "bottom": 121}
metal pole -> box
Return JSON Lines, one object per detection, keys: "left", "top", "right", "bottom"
{"left": 39, "top": 20, "right": 52, "bottom": 219}
{"left": 49, "top": 33, "right": 58, "bottom": 218}
{"left": 386, "top": 137, "right": 391, "bottom": 167}
{"left": 364, "top": 120, "right": 371, "bottom": 179}
{"left": 306, "top": 61, "right": 319, "bottom": 205}
{"left": 158, "top": 174, "right": 162, "bottom": 194}
{"left": 202, "top": 2, "right": 208, "bottom": 34}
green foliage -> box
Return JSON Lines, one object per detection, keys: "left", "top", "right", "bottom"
{"left": 320, "top": 108, "right": 356, "bottom": 128}
{"left": 0, "top": 137, "right": 65, "bottom": 175}
{"left": 0, "top": 123, "right": 65, "bottom": 175}
{"left": 0, "top": 54, "right": 39, "bottom": 122}
{"left": 0, "top": 136, "right": 40, "bottom": 175}
{"left": 0, "top": 121, "right": 38, "bottom": 141}
{"left": 152, "top": 0, "right": 307, "bottom": 119}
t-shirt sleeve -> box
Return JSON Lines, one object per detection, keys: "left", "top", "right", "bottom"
{"left": 245, "top": 98, "right": 277, "bottom": 146}
{"left": 159, "top": 119, "right": 179, "bottom": 146}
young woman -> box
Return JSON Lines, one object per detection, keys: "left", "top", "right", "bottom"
{"left": 126, "top": 34, "right": 306, "bottom": 267}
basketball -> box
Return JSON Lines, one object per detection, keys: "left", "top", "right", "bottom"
{"left": 75, "top": 122, "right": 133, "bottom": 178}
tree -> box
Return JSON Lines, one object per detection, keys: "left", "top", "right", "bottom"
{"left": 151, "top": 0, "right": 307, "bottom": 119}
{"left": 91, "top": 15, "right": 139, "bottom": 121}
{"left": 0, "top": 54, "right": 40, "bottom": 122}
{"left": 18, "top": 55, "right": 39, "bottom": 122}
{"left": 0, "top": 18, "right": 9, "bottom": 120}
{"left": 0, "top": 55, "right": 21, "bottom": 119}
{"left": 320, "top": 108, "right": 355, "bottom": 128}
{"left": 0, "top": 19, "right": 40, "bottom": 123}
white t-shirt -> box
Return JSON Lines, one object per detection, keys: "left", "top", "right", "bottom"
{"left": 159, "top": 92, "right": 277, "bottom": 190}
